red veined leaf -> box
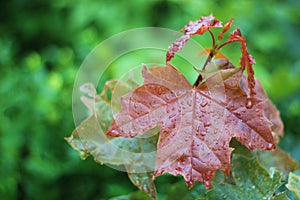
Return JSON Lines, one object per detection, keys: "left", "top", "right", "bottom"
{"left": 218, "top": 18, "right": 234, "bottom": 41}
{"left": 107, "top": 64, "right": 281, "bottom": 189}
{"left": 220, "top": 28, "right": 257, "bottom": 97}
{"left": 166, "top": 14, "right": 222, "bottom": 63}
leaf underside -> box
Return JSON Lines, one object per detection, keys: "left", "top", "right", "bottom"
{"left": 66, "top": 82, "right": 158, "bottom": 199}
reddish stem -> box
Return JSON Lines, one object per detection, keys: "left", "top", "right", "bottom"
{"left": 208, "top": 29, "right": 216, "bottom": 48}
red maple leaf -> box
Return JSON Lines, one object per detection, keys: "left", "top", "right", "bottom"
{"left": 107, "top": 64, "right": 281, "bottom": 188}
{"left": 218, "top": 28, "right": 257, "bottom": 97}
{"left": 166, "top": 14, "right": 222, "bottom": 63}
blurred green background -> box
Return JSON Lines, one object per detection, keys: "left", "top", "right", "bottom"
{"left": 1, "top": 0, "right": 300, "bottom": 199}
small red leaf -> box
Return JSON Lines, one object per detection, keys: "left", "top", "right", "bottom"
{"left": 218, "top": 18, "right": 234, "bottom": 41}
{"left": 221, "top": 28, "right": 257, "bottom": 97}
{"left": 183, "top": 14, "right": 222, "bottom": 36}
{"left": 166, "top": 14, "right": 222, "bottom": 63}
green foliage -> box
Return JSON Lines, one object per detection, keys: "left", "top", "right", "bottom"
{"left": 108, "top": 140, "right": 298, "bottom": 199}
{"left": 66, "top": 81, "right": 157, "bottom": 199}
{"left": 286, "top": 173, "right": 300, "bottom": 198}
{"left": 1, "top": 0, "right": 300, "bottom": 199}
{"left": 206, "top": 155, "right": 285, "bottom": 199}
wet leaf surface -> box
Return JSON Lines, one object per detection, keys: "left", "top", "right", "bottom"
{"left": 107, "top": 64, "right": 282, "bottom": 188}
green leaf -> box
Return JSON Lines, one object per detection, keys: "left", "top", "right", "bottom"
{"left": 272, "top": 191, "right": 289, "bottom": 200}
{"left": 65, "top": 81, "right": 158, "bottom": 199}
{"left": 257, "top": 148, "right": 299, "bottom": 174}
{"left": 166, "top": 181, "right": 206, "bottom": 200}
{"left": 127, "top": 172, "right": 156, "bottom": 200}
{"left": 286, "top": 172, "right": 300, "bottom": 198}
{"left": 109, "top": 191, "right": 152, "bottom": 200}
{"left": 165, "top": 145, "right": 295, "bottom": 200}
{"left": 206, "top": 154, "right": 286, "bottom": 200}
{"left": 65, "top": 128, "right": 90, "bottom": 160}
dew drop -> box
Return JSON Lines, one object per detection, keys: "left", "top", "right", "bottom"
{"left": 248, "top": 142, "right": 252, "bottom": 148}
{"left": 200, "top": 101, "right": 208, "bottom": 107}
{"left": 267, "top": 143, "right": 275, "bottom": 150}
{"left": 110, "top": 130, "right": 119, "bottom": 136}
{"left": 169, "top": 113, "right": 176, "bottom": 118}
{"left": 204, "top": 180, "right": 210, "bottom": 188}
{"left": 204, "top": 122, "right": 211, "bottom": 127}
{"left": 246, "top": 98, "right": 253, "bottom": 109}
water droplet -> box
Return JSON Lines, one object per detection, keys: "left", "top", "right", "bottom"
{"left": 204, "top": 180, "right": 210, "bottom": 188}
{"left": 110, "top": 130, "right": 119, "bottom": 136}
{"left": 204, "top": 122, "right": 211, "bottom": 127}
{"left": 169, "top": 113, "right": 176, "bottom": 118}
{"left": 269, "top": 167, "right": 276, "bottom": 178}
{"left": 246, "top": 98, "right": 253, "bottom": 109}
{"left": 267, "top": 143, "right": 275, "bottom": 150}
{"left": 200, "top": 132, "right": 206, "bottom": 136}
{"left": 200, "top": 101, "right": 208, "bottom": 107}
{"left": 248, "top": 142, "right": 252, "bottom": 148}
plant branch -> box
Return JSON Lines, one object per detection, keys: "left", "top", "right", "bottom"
{"left": 217, "top": 40, "right": 237, "bottom": 51}
{"left": 193, "top": 50, "right": 214, "bottom": 87}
